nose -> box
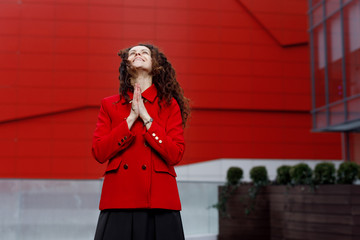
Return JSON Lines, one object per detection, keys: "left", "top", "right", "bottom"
{"left": 135, "top": 52, "right": 141, "bottom": 56}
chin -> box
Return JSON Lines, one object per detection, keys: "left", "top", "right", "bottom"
{"left": 134, "top": 65, "right": 151, "bottom": 71}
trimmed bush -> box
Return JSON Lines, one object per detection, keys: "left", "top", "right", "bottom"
{"left": 226, "top": 167, "right": 243, "bottom": 185}
{"left": 250, "top": 166, "right": 269, "bottom": 185}
{"left": 314, "top": 162, "right": 336, "bottom": 184}
{"left": 276, "top": 165, "right": 292, "bottom": 185}
{"left": 337, "top": 162, "right": 359, "bottom": 184}
{"left": 290, "top": 163, "right": 313, "bottom": 185}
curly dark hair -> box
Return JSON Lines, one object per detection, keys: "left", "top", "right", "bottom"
{"left": 118, "top": 43, "right": 190, "bottom": 127}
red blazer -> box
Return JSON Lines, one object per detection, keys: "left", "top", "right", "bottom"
{"left": 92, "top": 84, "right": 185, "bottom": 211}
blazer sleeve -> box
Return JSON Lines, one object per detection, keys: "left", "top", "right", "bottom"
{"left": 92, "top": 98, "right": 135, "bottom": 164}
{"left": 144, "top": 99, "right": 185, "bottom": 166}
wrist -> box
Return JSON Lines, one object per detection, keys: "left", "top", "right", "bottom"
{"left": 143, "top": 117, "right": 153, "bottom": 126}
{"left": 141, "top": 113, "right": 151, "bottom": 122}
{"left": 127, "top": 114, "right": 136, "bottom": 123}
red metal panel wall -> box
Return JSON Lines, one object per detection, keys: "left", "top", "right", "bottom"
{"left": 0, "top": 0, "right": 342, "bottom": 179}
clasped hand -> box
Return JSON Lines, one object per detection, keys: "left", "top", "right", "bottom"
{"left": 127, "top": 83, "right": 151, "bottom": 128}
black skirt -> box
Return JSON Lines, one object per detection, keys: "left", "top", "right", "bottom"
{"left": 94, "top": 209, "right": 185, "bottom": 240}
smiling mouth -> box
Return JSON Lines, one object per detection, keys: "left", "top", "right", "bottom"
{"left": 134, "top": 57, "right": 144, "bottom": 62}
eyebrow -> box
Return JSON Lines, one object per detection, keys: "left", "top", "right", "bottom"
{"left": 129, "top": 49, "right": 150, "bottom": 54}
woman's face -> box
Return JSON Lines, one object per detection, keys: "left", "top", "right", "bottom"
{"left": 127, "top": 45, "right": 152, "bottom": 72}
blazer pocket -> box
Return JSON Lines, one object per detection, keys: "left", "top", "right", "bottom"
{"left": 105, "top": 157, "right": 122, "bottom": 173}
{"left": 153, "top": 158, "right": 177, "bottom": 177}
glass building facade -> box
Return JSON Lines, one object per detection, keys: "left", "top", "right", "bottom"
{"left": 309, "top": 0, "right": 360, "bottom": 162}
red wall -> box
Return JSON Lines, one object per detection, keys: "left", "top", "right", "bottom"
{"left": 0, "top": 0, "right": 342, "bottom": 179}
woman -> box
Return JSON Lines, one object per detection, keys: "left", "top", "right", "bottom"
{"left": 92, "top": 43, "right": 190, "bottom": 240}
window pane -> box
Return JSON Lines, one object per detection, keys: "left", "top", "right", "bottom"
{"left": 348, "top": 97, "right": 360, "bottom": 121}
{"left": 326, "top": 12, "right": 343, "bottom": 103}
{"left": 314, "top": 25, "right": 326, "bottom": 108}
{"left": 349, "top": 132, "right": 360, "bottom": 164}
{"left": 315, "top": 110, "right": 327, "bottom": 129}
{"left": 312, "top": 5, "right": 324, "bottom": 26}
{"left": 330, "top": 103, "right": 345, "bottom": 125}
{"left": 325, "top": 0, "right": 340, "bottom": 17}
{"left": 312, "top": 0, "right": 322, "bottom": 7}
{"left": 344, "top": 0, "right": 360, "bottom": 98}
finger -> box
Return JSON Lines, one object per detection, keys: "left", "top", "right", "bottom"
{"left": 137, "top": 87, "right": 142, "bottom": 102}
{"left": 134, "top": 83, "right": 139, "bottom": 96}
{"left": 134, "top": 86, "right": 139, "bottom": 103}
{"left": 131, "top": 92, "right": 137, "bottom": 112}
{"left": 138, "top": 87, "right": 142, "bottom": 100}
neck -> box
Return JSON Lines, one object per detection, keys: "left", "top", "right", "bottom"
{"left": 131, "top": 72, "right": 152, "bottom": 93}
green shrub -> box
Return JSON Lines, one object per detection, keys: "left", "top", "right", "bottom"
{"left": 276, "top": 165, "right": 292, "bottom": 185}
{"left": 290, "top": 163, "right": 313, "bottom": 185}
{"left": 226, "top": 167, "right": 243, "bottom": 185}
{"left": 314, "top": 162, "right": 336, "bottom": 184}
{"left": 250, "top": 166, "right": 268, "bottom": 185}
{"left": 337, "top": 162, "right": 359, "bottom": 184}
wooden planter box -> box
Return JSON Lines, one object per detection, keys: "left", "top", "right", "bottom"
{"left": 218, "top": 185, "right": 270, "bottom": 240}
{"left": 218, "top": 185, "right": 360, "bottom": 240}
{"left": 268, "top": 185, "right": 360, "bottom": 240}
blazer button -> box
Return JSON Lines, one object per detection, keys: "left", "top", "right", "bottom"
{"left": 124, "top": 164, "right": 128, "bottom": 170}
{"left": 144, "top": 142, "right": 148, "bottom": 147}
{"left": 142, "top": 165, "right": 147, "bottom": 170}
